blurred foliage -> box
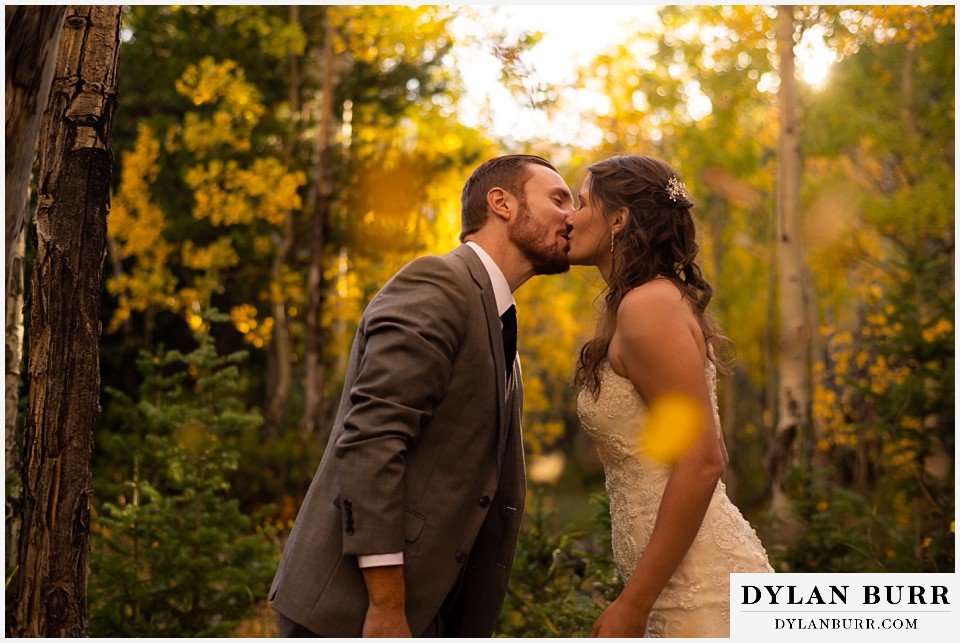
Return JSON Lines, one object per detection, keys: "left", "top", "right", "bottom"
{"left": 89, "top": 310, "right": 279, "bottom": 636}
{"left": 777, "top": 6, "right": 954, "bottom": 574}
{"left": 497, "top": 489, "right": 621, "bottom": 637}
{"left": 101, "top": 3, "right": 492, "bottom": 502}
{"left": 798, "top": 249, "right": 955, "bottom": 572}
{"left": 13, "top": 3, "right": 947, "bottom": 635}
{"left": 766, "top": 468, "right": 887, "bottom": 573}
{"left": 516, "top": 265, "right": 599, "bottom": 455}
{"left": 574, "top": 4, "right": 954, "bottom": 578}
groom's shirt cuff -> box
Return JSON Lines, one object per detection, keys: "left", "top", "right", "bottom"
{"left": 357, "top": 552, "right": 404, "bottom": 568}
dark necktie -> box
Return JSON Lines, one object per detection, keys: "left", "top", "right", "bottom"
{"left": 501, "top": 304, "right": 517, "bottom": 378}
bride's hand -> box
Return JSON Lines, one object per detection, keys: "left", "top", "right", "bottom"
{"left": 589, "top": 597, "right": 648, "bottom": 638}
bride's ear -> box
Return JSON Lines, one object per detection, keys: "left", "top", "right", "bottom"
{"left": 611, "top": 206, "right": 629, "bottom": 235}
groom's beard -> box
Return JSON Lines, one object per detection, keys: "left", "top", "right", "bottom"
{"left": 509, "top": 201, "right": 570, "bottom": 275}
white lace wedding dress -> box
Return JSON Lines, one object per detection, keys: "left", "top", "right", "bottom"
{"left": 578, "top": 360, "right": 773, "bottom": 638}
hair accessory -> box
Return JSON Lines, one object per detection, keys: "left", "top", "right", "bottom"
{"left": 666, "top": 176, "right": 688, "bottom": 203}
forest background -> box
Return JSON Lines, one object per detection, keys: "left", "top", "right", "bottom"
{"left": 4, "top": 4, "right": 954, "bottom": 638}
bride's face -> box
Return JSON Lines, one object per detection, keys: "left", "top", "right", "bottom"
{"left": 567, "top": 178, "right": 611, "bottom": 267}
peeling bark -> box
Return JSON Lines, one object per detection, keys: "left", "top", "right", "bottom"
{"left": 5, "top": 6, "right": 66, "bottom": 292}
{"left": 5, "top": 9, "right": 67, "bottom": 564}
{"left": 12, "top": 6, "right": 122, "bottom": 637}
{"left": 5, "top": 221, "right": 27, "bottom": 574}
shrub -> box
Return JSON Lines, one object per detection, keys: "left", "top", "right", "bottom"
{"left": 89, "top": 311, "right": 280, "bottom": 636}
{"left": 497, "top": 488, "right": 621, "bottom": 637}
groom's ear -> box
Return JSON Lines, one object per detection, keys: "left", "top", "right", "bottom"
{"left": 487, "top": 187, "right": 516, "bottom": 222}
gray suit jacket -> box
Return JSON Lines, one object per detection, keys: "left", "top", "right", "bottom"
{"left": 269, "top": 244, "right": 526, "bottom": 637}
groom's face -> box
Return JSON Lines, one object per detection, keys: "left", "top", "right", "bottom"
{"left": 508, "top": 165, "right": 573, "bottom": 275}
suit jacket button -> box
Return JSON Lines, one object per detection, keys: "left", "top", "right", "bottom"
{"left": 346, "top": 526, "right": 355, "bottom": 536}
{"left": 479, "top": 495, "right": 491, "bottom": 508}
{"left": 455, "top": 551, "right": 467, "bottom": 563}
{"left": 343, "top": 498, "right": 353, "bottom": 509}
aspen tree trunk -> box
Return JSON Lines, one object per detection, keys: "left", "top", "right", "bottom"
{"left": 266, "top": 4, "right": 302, "bottom": 433}
{"left": 760, "top": 209, "right": 779, "bottom": 504}
{"left": 302, "top": 9, "right": 337, "bottom": 437}
{"left": 900, "top": 33, "right": 919, "bottom": 141}
{"left": 12, "top": 6, "right": 122, "bottom": 637}
{"left": 266, "top": 223, "right": 295, "bottom": 434}
{"left": 5, "top": 10, "right": 66, "bottom": 557}
{"left": 704, "top": 193, "right": 739, "bottom": 496}
{"left": 6, "top": 225, "right": 27, "bottom": 575}
{"left": 770, "top": 5, "right": 810, "bottom": 525}
{"left": 5, "top": 6, "right": 66, "bottom": 292}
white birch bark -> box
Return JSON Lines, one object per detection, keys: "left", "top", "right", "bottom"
{"left": 771, "top": 5, "right": 810, "bottom": 525}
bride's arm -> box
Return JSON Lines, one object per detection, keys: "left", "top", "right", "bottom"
{"left": 591, "top": 283, "right": 726, "bottom": 637}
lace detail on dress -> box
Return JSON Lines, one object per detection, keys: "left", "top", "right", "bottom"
{"left": 578, "top": 359, "right": 773, "bottom": 638}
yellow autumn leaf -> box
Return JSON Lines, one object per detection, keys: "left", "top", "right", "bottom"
{"left": 640, "top": 393, "right": 704, "bottom": 464}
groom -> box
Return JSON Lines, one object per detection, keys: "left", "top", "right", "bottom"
{"left": 269, "top": 154, "right": 574, "bottom": 637}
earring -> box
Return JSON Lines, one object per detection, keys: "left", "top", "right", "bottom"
{"left": 610, "top": 230, "right": 616, "bottom": 256}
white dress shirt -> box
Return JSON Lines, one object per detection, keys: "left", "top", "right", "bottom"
{"left": 465, "top": 240, "right": 515, "bottom": 318}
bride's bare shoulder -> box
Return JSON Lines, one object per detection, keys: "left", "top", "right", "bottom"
{"left": 617, "top": 278, "right": 687, "bottom": 319}
{"left": 614, "top": 278, "right": 705, "bottom": 359}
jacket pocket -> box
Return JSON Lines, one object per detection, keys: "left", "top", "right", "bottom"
{"left": 404, "top": 507, "right": 425, "bottom": 543}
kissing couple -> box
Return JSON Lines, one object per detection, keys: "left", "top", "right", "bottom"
{"left": 269, "top": 154, "right": 773, "bottom": 638}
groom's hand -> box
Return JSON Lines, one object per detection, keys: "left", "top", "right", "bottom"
{"left": 362, "top": 565, "right": 412, "bottom": 637}
{"left": 363, "top": 602, "right": 411, "bottom": 638}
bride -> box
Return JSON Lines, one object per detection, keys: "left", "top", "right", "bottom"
{"left": 567, "top": 155, "right": 773, "bottom": 637}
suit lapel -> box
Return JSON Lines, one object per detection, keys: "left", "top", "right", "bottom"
{"left": 451, "top": 245, "right": 512, "bottom": 468}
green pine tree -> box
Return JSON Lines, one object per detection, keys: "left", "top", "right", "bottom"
{"left": 89, "top": 310, "right": 279, "bottom": 636}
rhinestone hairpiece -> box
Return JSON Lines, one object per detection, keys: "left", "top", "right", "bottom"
{"left": 666, "top": 176, "right": 688, "bottom": 202}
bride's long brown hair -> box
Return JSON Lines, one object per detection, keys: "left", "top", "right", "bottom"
{"left": 574, "top": 155, "right": 730, "bottom": 397}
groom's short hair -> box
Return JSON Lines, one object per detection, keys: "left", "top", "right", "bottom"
{"left": 459, "top": 154, "right": 556, "bottom": 242}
